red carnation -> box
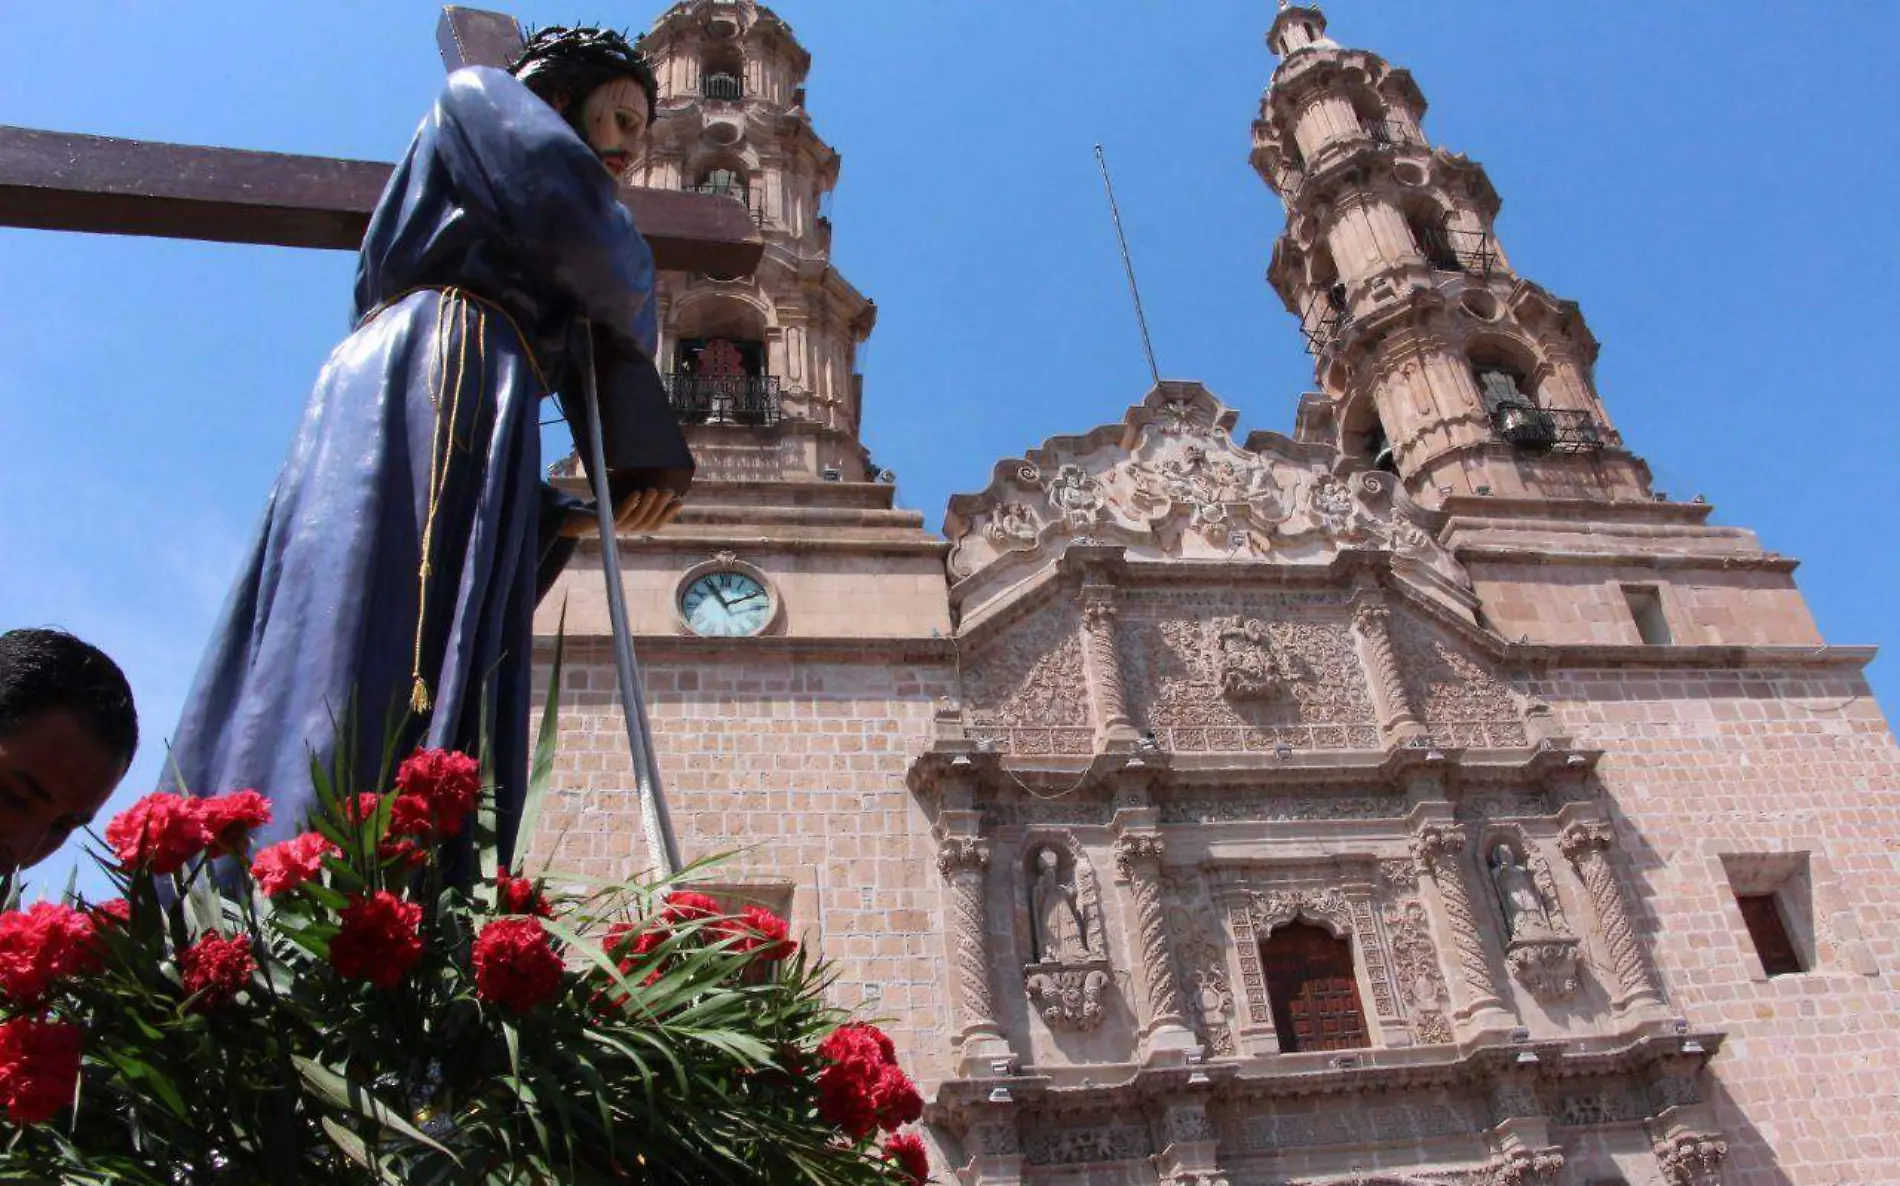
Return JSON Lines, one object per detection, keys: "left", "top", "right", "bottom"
{"left": 90, "top": 899, "right": 131, "bottom": 929}
{"left": 659, "top": 889, "right": 723, "bottom": 926}
{"left": 199, "top": 790, "right": 272, "bottom": 858}
{"left": 0, "top": 1017, "right": 82, "bottom": 1125}
{"left": 395, "top": 748, "right": 481, "bottom": 837}
{"left": 884, "top": 1132, "right": 929, "bottom": 1185}
{"left": 726, "top": 905, "right": 796, "bottom": 961}
{"left": 495, "top": 871, "right": 551, "bottom": 917}
{"left": 179, "top": 932, "right": 254, "bottom": 1011}
{"left": 250, "top": 832, "right": 339, "bottom": 897}
{"left": 344, "top": 792, "right": 382, "bottom": 824}
{"left": 816, "top": 1024, "right": 919, "bottom": 1138}
{"left": 379, "top": 837, "right": 430, "bottom": 871}
{"left": 0, "top": 903, "right": 102, "bottom": 1005}
{"left": 388, "top": 793, "right": 434, "bottom": 837}
{"left": 472, "top": 917, "right": 564, "bottom": 1013}
{"left": 104, "top": 791, "right": 212, "bottom": 874}
{"left": 330, "top": 892, "right": 423, "bottom": 989}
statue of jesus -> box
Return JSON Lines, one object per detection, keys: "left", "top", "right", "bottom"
{"left": 164, "top": 28, "right": 692, "bottom": 865}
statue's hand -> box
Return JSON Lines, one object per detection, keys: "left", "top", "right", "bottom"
{"left": 556, "top": 490, "right": 685, "bottom": 538}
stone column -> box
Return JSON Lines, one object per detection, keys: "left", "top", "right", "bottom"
{"left": 1560, "top": 822, "right": 1663, "bottom": 1014}
{"left": 937, "top": 834, "right": 1011, "bottom": 1075}
{"left": 1080, "top": 575, "right": 1137, "bottom": 748}
{"left": 1114, "top": 832, "right": 1196, "bottom": 1059}
{"left": 1350, "top": 593, "right": 1423, "bottom": 743}
{"left": 1410, "top": 823, "right": 1510, "bottom": 1026}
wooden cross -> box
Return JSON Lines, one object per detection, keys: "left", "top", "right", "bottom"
{"left": 0, "top": 6, "right": 762, "bottom": 275}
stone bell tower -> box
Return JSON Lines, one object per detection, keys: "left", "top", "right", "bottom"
{"left": 1254, "top": 4, "right": 1650, "bottom": 506}
{"left": 632, "top": 0, "right": 878, "bottom": 484}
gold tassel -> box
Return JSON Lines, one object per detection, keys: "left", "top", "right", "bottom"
{"left": 410, "top": 676, "right": 433, "bottom": 714}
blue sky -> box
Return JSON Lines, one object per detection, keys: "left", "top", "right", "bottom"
{"left": 4, "top": 1, "right": 1895, "bottom": 894}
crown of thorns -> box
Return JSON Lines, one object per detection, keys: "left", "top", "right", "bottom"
{"left": 509, "top": 25, "right": 651, "bottom": 84}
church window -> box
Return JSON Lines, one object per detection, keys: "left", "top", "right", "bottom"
{"left": 1260, "top": 922, "right": 1370, "bottom": 1053}
{"left": 1736, "top": 895, "right": 1803, "bottom": 977}
{"left": 1621, "top": 585, "right": 1672, "bottom": 645}
{"left": 700, "top": 48, "right": 744, "bottom": 102}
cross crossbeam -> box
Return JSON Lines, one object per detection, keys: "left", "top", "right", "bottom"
{"left": 0, "top": 7, "right": 763, "bottom": 275}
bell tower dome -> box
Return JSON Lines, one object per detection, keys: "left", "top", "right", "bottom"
{"left": 1253, "top": 4, "right": 1651, "bottom": 505}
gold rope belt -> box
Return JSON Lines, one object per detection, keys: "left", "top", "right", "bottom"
{"left": 357, "top": 285, "right": 551, "bottom": 716}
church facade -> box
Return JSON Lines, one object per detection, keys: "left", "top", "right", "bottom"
{"left": 530, "top": 4, "right": 1900, "bottom": 1184}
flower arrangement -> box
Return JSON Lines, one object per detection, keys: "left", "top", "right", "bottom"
{"left": 0, "top": 664, "right": 931, "bottom": 1184}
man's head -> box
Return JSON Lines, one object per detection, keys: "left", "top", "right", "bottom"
{"left": 0, "top": 629, "right": 137, "bottom": 873}
{"left": 510, "top": 26, "right": 659, "bottom": 177}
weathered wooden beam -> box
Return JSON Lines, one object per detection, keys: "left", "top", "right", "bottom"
{"left": 0, "top": 125, "right": 764, "bottom": 273}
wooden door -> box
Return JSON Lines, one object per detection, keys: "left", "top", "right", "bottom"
{"left": 1260, "top": 921, "right": 1370, "bottom": 1053}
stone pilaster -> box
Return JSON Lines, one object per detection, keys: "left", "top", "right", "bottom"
{"left": 1080, "top": 574, "right": 1138, "bottom": 748}
{"left": 1153, "top": 1100, "right": 1224, "bottom": 1186}
{"left": 1560, "top": 821, "right": 1664, "bottom": 1014}
{"left": 961, "top": 1101, "right": 1025, "bottom": 1186}
{"left": 1114, "top": 832, "right": 1196, "bottom": 1058}
{"left": 1410, "top": 822, "right": 1511, "bottom": 1027}
{"left": 1350, "top": 590, "right": 1423, "bottom": 743}
{"left": 936, "top": 830, "right": 1011, "bottom": 1075}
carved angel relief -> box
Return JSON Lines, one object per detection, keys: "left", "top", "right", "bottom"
{"left": 1214, "top": 616, "right": 1295, "bottom": 701}
{"left": 1021, "top": 841, "right": 1114, "bottom": 1030}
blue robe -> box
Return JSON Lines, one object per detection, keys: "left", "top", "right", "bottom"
{"left": 165, "top": 67, "right": 691, "bottom": 862}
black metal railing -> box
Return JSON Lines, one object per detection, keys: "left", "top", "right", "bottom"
{"left": 679, "top": 182, "right": 766, "bottom": 224}
{"left": 1360, "top": 119, "right": 1411, "bottom": 148}
{"left": 1299, "top": 288, "right": 1353, "bottom": 356}
{"left": 700, "top": 73, "right": 744, "bottom": 102}
{"left": 1415, "top": 220, "right": 1496, "bottom": 274}
{"left": 665, "top": 374, "right": 782, "bottom": 427}
{"left": 1490, "top": 404, "right": 1606, "bottom": 455}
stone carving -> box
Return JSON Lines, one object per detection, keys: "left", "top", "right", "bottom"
{"left": 1491, "top": 845, "right": 1554, "bottom": 937}
{"left": 1382, "top": 898, "right": 1453, "bottom": 1044}
{"left": 1080, "top": 585, "right": 1133, "bottom": 738}
{"left": 1021, "top": 1121, "right": 1152, "bottom": 1166}
{"left": 1561, "top": 822, "right": 1662, "bottom": 1010}
{"left": 1214, "top": 616, "right": 1294, "bottom": 700}
{"left": 1486, "top": 1149, "right": 1565, "bottom": 1186}
{"left": 1163, "top": 1108, "right": 1217, "bottom": 1146}
{"left": 941, "top": 384, "right": 1469, "bottom": 588}
{"left": 1412, "top": 824, "right": 1506, "bottom": 1017}
{"left": 936, "top": 837, "right": 998, "bottom": 1038}
{"left": 1352, "top": 596, "right": 1422, "bottom": 739}
{"left": 1163, "top": 873, "right": 1236, "bottom": 1056}
{"left": 1390, "top": 614, "right": 1529, "bottom": 748}
{"left": 1550, "top": 1086, "right": 1650, "bottom": 1127}
{"left": 1115, "top": 834, "right": 1189, "bottom": 1036}
{"left": 1159, "top": 792, "right": 1404, "bottom": 825}
{"left": 1250, "top": 887, "right": 1354, "bottom": 936}
{"left": 962, "top": 606, "right": 1090, "bottom": 755}
{"left": 1505, "top": 939, "right": 1581, "bottom": 1002}
{"left": 1653, "top": 1132, "right": 1728, "bottom": 1185}
{"left": 1227, "top": 1100, "right": 1484, "bottom": 1152}
{"left": 1024, "top": 964, "right": 1111, "bottom": 1030}
{"left": 1030, "top": 846, "right": 1090, "bottom": 963}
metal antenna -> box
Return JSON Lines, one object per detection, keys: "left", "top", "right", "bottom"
{"left": 1094, "top": 144, "right": 1162, "bottom": 388}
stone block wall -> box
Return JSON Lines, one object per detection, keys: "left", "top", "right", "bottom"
{"left": 521, "top": 642, "right": 961, "bottom": 1084}
{"left": 1535, "top": 660, "right": 1900, "bottom": 1184}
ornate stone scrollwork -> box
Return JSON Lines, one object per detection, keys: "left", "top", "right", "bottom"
{"left": 1486, "top": 1148, "right": 1565, "bottom": 1186}
{"left": 1411, "top": 823, "right": 1507, "bottom": 1019}
{"left": 1114, "top": 833, "right": 1191, "bottom": 1043}
{"left": 1504, "top": 939, "right": 1581, "bottom": 1001}
{"left": 1024, "top": 964, "right": 1111, "bottom": 1030}
{"left": 1560, "top": 821, "right": 1662, "bottom": 1010}
{"left": 1653, "top": 1132, "right": 1728, "bottom": 1185}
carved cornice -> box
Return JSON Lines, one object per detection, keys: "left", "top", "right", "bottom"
{"left": 936, "top": 836, "right": 991, "bottom": 878}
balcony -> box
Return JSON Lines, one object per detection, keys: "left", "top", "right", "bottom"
{"left": 1359, "top": 119, "right": 1412, "bottom": 148}
{"left": 680, "top": 182, "right": 765, "bottom": 225}
{"left": 665, "top": 373, "right": 782, "bottom": 427}
{"left": 1299, "top": 288, "right": 1353, "bottom": 356}
{"left": 1490, "top": 404, "right": 1606, "bottom": 455}
{"left": 700, "top": 73, "right": 744, "bottom": 103}
{"left": 1415, "top": 221, "right": 1497, "bottom": 274}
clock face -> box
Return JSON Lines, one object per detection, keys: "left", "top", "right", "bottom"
{"left": 680, "top": 570, "right": 773, "bottom": 637}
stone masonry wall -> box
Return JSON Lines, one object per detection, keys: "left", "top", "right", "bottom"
{"left": 521, "top": 642, "right": 961, "bottom": 1085}
{"left": 1535, "top": 660, "right": 1900, "bottom": 1185}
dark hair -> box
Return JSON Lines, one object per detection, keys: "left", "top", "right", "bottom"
{"left": 510, "top": 26, "right": 659, "bottom": 125}
{"left": 0, "top": 629, "right": 138, "bottom": 764}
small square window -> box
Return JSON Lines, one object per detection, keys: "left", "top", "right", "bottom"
{"left": 1735, "top": 893, "right": 1803, "bottom": 977}
{"left": 1622, "top": 585, "right": 1672, "bottom": 645}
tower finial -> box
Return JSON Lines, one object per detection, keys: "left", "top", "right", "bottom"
{"left": 1267, "top": 5, "right": 1331, "bottom": 57}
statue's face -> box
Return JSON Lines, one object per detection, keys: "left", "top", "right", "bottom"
{"left": 1037, "top": 849, "right": 1058, "bottom": 874}
{"left": 577, "top": 76, "right": 651, "bottom": 177}
{"left": 1493, "top": 844, "right": 1514, "bottom": 866}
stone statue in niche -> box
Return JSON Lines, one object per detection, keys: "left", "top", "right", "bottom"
{"left": 1492, "top": 845, "right": 1554, "bottom": 938}
{"left": 1031, "top": 846, "right": 1090, "bottom": 963}
{"left": 1022, "top": 842, "right": 1115, "bottom": 1030}
{"left": 1214, "top": 616, "right": 1294, "bottom": 701}
{"left": 1490, "top": 841, "right": 1582, "bottom": 1002}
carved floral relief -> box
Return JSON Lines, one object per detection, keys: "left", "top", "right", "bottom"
{"left": 961, "top": 606, "right": 1090, "bottom": 755}
{"left": 1390, "top": 613, "right": 1529, "bottom": 748}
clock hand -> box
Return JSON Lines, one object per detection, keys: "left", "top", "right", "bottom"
{"left": 727, "top": 592, "right": 766, "bottom": 607}
{"left": 712, "top": 589, "right": 734, "bottom": 610}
